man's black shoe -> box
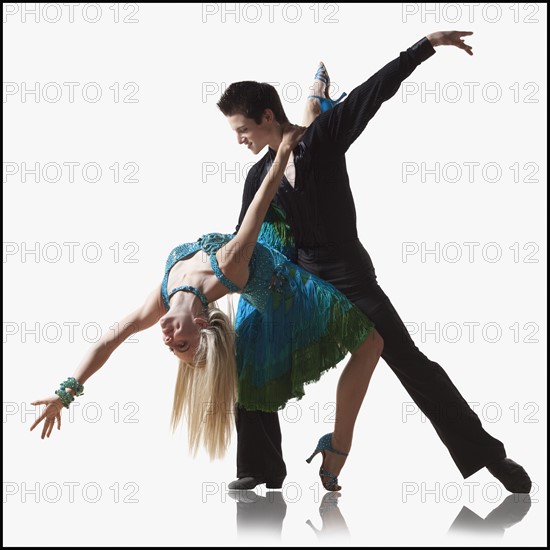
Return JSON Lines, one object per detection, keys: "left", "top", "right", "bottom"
{"left": 487, "top": 458, "right": 532, "bottom": 493}
{"left": 228, "top": 477, "right": 284, "bottom": 490}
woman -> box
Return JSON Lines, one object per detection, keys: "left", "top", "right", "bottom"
{"left": 30, "top": 64, "right": 383, "bottom": 492}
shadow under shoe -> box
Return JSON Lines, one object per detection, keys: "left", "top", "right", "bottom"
{"left": 306, "top": 491, "right": 351, "bottom": 538}
{"left": 485, "top": 493, "right": 532, "bottom": 530}
{"left": 229, "top": 490, "right": 287, "bottom": 537}
{"left": 448, "top": 494, "right": 532, "bottom": 536}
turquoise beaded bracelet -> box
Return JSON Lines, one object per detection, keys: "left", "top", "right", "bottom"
{"left": 59, "top": 377, "right": 84, "bottom": 396}
{"left": 55, "top": 388, "right": 75, "bottom": 408}
{"left": 55, "top": 377, "right": 85, "bottom": 408}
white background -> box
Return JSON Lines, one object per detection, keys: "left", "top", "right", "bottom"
{"left": 3, "top": 2, "right": 547, "bottom": 547}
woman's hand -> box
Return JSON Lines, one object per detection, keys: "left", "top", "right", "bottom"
{"left": 30, "top": 395, "right": 64, "bottom": 439}
{"left": 427, "top": 31, "right": 474, "bottom": 56}
{"left": 280, "top": 124, "right": 306, "bottom": 151}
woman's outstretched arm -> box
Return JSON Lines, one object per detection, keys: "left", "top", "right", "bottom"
{"left": 30, "top": 285, "right": 165, "bottom": 438}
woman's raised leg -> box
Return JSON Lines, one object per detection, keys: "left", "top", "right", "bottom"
{"left": 301, "top": 61, "right": 329, "bottom": 127}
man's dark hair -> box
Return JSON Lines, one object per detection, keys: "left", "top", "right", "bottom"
{"left": 217, "top": 81, "right": 289, "bottom": 125}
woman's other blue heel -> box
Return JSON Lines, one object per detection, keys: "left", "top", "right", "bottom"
{"left": 305, "top": 433, "right": 349, "bottom": 491}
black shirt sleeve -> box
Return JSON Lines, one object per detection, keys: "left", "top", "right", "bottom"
{"left": 314, "top": 36, "right": 436, "bottom": 155}
{"left": 234, "top": 162, "right": 262, "bottom": 235}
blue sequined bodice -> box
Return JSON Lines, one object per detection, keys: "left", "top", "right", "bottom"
{"left": 161, "top": 232, "right": 292, "bottom": 311}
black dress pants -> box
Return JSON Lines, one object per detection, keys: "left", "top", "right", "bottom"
{"left": 235, "top": 239, "right": 506, "bottom": 480}
{"left": 235, "top": 404, "right": 287, "bottom": 483}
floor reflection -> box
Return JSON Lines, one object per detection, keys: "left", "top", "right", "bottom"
{"left": 228, "top": 488, "right": 351, "bottom": 540}
{"left": 227, "top": 486, "right": 532, "bottom": 541}
{"left": 448, "top": 494, "right": 532, "bottom": 537}
{"left": 227, "top": 490, "right": 287, "bottom": 539}
{"left": 306, "top": 491, "right": 351, "bottom": 540}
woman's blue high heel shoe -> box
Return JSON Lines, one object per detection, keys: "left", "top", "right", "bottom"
{"left": 313, "top": 62, "right": 330, "bottom": 86}
{"left": 306, "top": 433, "right": 349, "bottom": 491}
{"left": 308, "top": 92, "right": 347, "bottom": 113}
{"left": 307, "top": 62, "right": 347, "bottom": 113}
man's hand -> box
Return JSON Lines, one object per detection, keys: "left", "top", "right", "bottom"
{"left": 427, "top": 31, "right": 474, "bottom": 56}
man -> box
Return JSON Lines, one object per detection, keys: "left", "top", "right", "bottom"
{"left": 217, "top": 31, "right": 532, "bottom": 493}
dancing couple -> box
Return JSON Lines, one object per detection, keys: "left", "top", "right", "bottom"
{"left": 31, "top": 31, "right": 531, "bottom": 495}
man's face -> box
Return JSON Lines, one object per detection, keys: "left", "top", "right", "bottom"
{"left": 227, "top": 111, "right": 273, "bottom": 155}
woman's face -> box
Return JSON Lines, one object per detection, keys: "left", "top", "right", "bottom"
{"left": 159, "top": 310, "right": 204, "bottom": 362}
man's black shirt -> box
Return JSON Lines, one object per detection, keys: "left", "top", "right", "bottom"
{"left": 236, "top": 36, "right": 436, "bottom": 248}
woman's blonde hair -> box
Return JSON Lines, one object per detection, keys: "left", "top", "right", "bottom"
{"left": 170, "top": 300, "right": 237, "bottom": 460}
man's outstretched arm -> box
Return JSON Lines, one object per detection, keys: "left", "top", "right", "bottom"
{"left": 317, "top": 31, "right": 473, "bottom": 155}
